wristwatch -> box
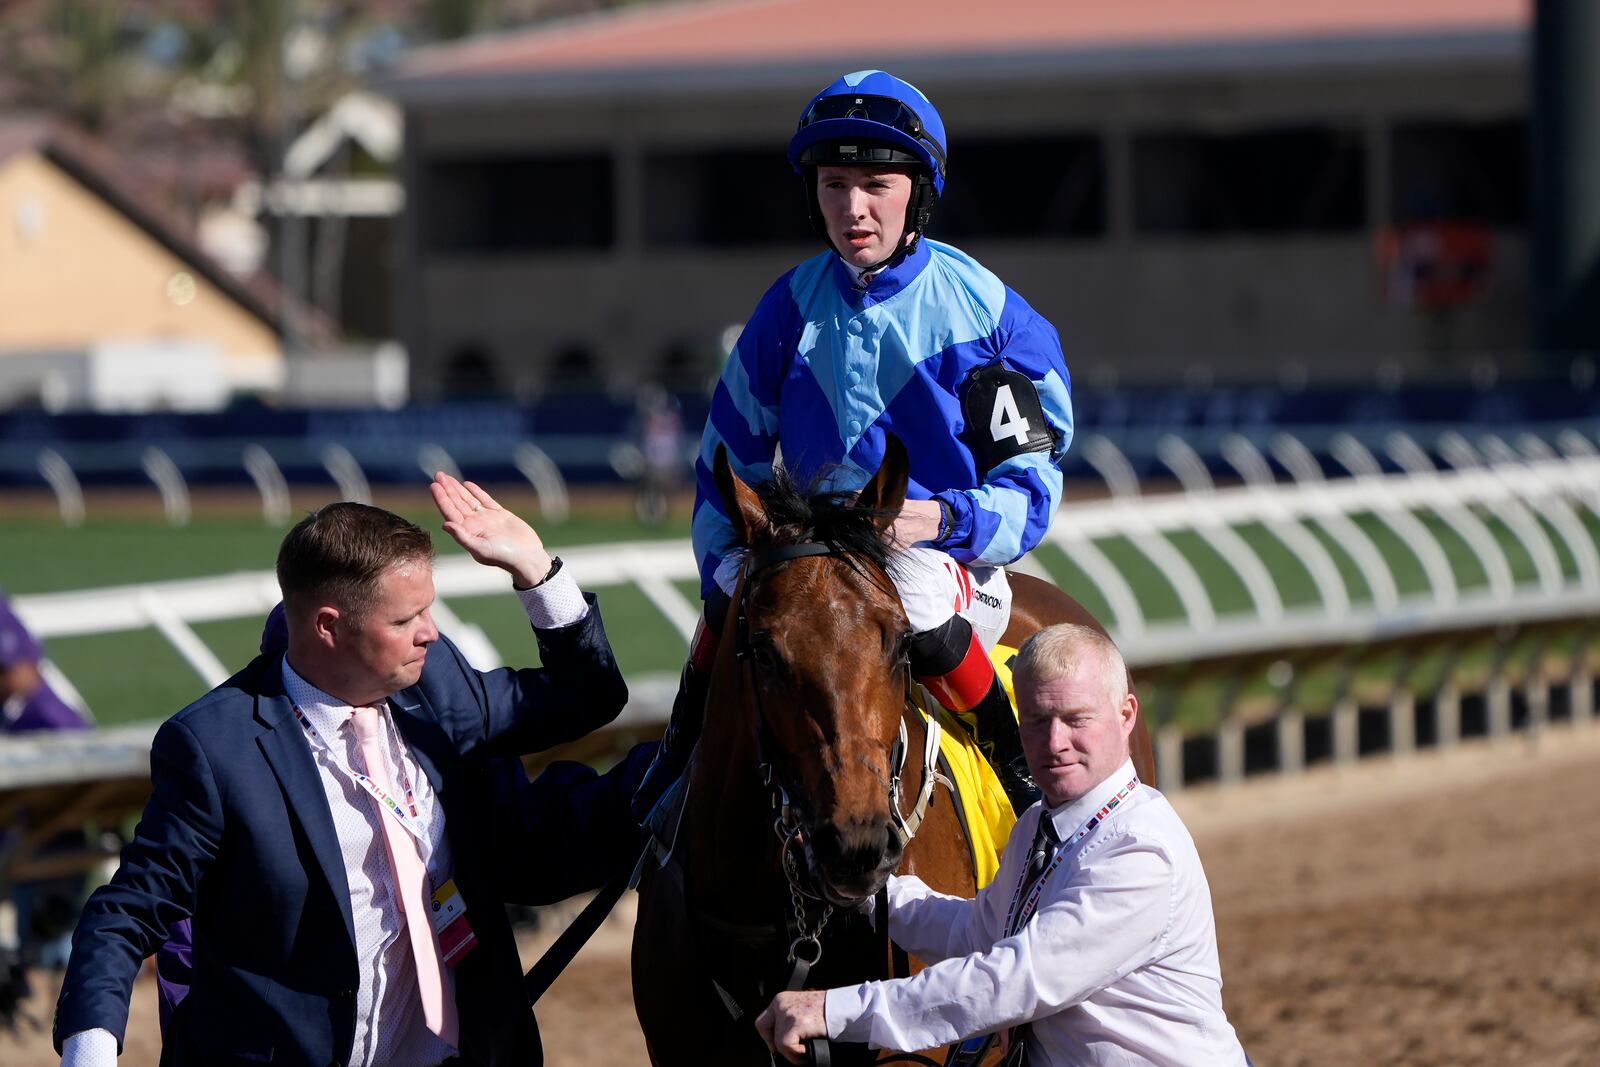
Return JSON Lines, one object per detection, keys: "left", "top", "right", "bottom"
{"left": 934, "top": 499, "right": 955, "bottom": 544}
{"left": 524, "top": 555, "right": 562, "bottom": 589}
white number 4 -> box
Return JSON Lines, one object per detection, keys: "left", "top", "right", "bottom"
{"left": 989, "top": 384, "right": 1031, "bottom": 445}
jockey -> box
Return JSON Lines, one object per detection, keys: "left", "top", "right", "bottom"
{"left": 635, "top": 70, "right": 1074, "bottom": 820}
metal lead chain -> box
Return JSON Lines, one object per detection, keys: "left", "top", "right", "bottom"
{"left": 784, "top": 846, "right": 834, "bottom": 965}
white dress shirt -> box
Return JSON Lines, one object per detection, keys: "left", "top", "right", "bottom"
{"left": 825, "top": 758, "right": 1248, "bottom": 1066}
{"left": 283, "top": 660, "right": 457, "bottom": 1067}
{"left": 62, "top": 571, "right": 589, "bottom": 1067}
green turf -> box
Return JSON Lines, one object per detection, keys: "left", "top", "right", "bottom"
{"left": 1, "top": 507, "right": 697, "bottom": 726}
{"left": 1534, "top": 514, "right": 1579, "bottom": 581}
{"left": 191, "top": 616, "right": 278, "bottom": 667}
{"left": 0, "top": 510, "right": 692, "bottom": 596}
{"left": 1415, "top": 511, "right": 1490, "bottom": 590}
{"left": 1348, "top": 512, "right": 1434, "bottom": 598}
{"left": 1094, "top": 535, "right": 1186, "bottom": 623}
{"left": 0, "top": 516, "right": 292, "bottom": 595}
{"left": 1304, "top": 520, "right": 1375, "bottom": 605}
{"left": 1026, "top": 543, "right": 1114, "bottom": 629}
{"left": 46, "top": 627, "right": 213, "bottom": 724}
{"left": 445, "top": 583, "right": 688, "bottom": 678}
{"left": 1231, "top": 522, "right": 1320, "bottom": 609}
{"left": 1163, "top": 530, "right": 1256, "bottom": 616}
{"left": 1479, "top": 513, "right": 1538, "bottom": 586}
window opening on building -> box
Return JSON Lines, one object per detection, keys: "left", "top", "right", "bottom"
{"left": 643, "top": 147, "right": 810, "bottom": 247}
{"left": 423, "top": 153, "right": 613, "bottom": 253}
{"left": 1390, "top": 119, "right": 1526, "bottom": 226}
{"left": 937, "top": 133, "right": 1105, "bottom": 240}
{"left": 443, "top": 344, "right": 499, "bottom": 397}
{"left": 550, "top": 343, "right": 601, "bottom": 389}
{"left": 1133, "top": 126, "right": 1365, "bottom": 235}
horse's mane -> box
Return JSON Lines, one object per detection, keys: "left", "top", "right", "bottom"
{"left": 747, "top": 465, "right": 901, "bottom": 586}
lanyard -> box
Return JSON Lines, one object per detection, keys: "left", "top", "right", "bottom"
{"left": 291, "top": 702, "right": 429, "bottom": 846}
{"left": 1005, "top": 776, "right": 1139, "bottom": 936}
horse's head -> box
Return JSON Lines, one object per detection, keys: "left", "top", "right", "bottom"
{"left": 713, "top": 438, "right": 918, "bottom": 905}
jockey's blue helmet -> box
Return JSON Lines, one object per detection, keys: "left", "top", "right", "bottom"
{"left": 787, "top": 70, "right": 948, "bottom": 259}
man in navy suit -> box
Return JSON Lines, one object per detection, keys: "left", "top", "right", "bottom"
{"left": 55, "top": 474, "right": 636, "bottom": 1067}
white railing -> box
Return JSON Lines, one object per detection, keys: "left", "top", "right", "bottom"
{"left": 10, "top": 430, "right": 1600, "bottom": 791}
{"left": 1050, "top": 434, "right": 1600, "bottom": 666}
{"left": 16, "top": 437, "right": 1600, "bottom": 685}
{"left": 1055, "top": 429, "right": 1600, "bottom": 789}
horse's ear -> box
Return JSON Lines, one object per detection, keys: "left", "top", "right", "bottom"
{"left": 857, "top": 433, "right": 909, "bottom": 530}
{"left": 713, "top": 445, "right": 766, "bottom": 547}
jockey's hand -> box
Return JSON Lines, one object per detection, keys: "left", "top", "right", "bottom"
{"left": 888, "top": 499, "right": 943, "bottom": 550}
{"left": 430, "top": 472, "right": 554, "bottom": 588}
{"left": 755, "top": 989, "right": 828, "bottom": 1064}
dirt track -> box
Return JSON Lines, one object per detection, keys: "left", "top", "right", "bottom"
{"left": 8, "top": 724, "right": 1599, "bottom": 1066}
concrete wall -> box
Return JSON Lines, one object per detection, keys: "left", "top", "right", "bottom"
{"left": 0, "top": 153, "right": 282, "bottom": 379}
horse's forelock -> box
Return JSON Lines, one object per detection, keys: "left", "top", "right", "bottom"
{"left": 748, "top": 467, "right": 901, "bottom": 587}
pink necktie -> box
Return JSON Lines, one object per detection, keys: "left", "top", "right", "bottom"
{"left": 350, "top": 704, "right": 456, "bottom": 1046}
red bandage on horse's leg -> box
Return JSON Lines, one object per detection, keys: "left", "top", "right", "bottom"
{"left": 914, "top": 627, "right": 994, "bottom": 715}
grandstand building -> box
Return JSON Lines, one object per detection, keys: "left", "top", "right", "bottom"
{"left": 384, "top": 0, "right": 1528, "bottom": 400}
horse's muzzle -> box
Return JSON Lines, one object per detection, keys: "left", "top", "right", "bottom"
{"left": 809, "top": 816, "right": 905, "bottom": 903}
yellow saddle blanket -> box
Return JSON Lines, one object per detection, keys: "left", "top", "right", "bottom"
{"left": 912, "top": 643, "right": 1021, "bottom": 889}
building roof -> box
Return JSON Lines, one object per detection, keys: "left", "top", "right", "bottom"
{"left": 0, "top": 116, "right": 332, "bottom": 343}
{"left": 392, "top": 0, "right": 1525, "bottom": 97}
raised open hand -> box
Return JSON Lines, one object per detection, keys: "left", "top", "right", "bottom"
{"left": 430, "top": 472, "right": 553, "bottom": 588}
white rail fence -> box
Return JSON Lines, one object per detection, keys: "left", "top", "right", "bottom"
{"left": 11, "top": 430, "right": 1600, "bottom": 792}
{"left": 1053, "top": 431, "right": 1600, "bottom": 664}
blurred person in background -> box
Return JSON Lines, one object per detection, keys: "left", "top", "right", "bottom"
{"left": 633, "top": 69, "right": 1076, "bottom": 825}
{"left": 1, "top": 590, "right": 87, "bottom": 737}
{"left": 1, "top": 587, "right": 91, "bottom": 1021}
{"left": 633, "top": 385, "right": 688, "bottom": 527}
{"left": 55, "top": 480, "right": 641, "bottom": 1067}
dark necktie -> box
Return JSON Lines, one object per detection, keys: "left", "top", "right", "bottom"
{"left": 1003, "top": 813, "right": 1061, "bottom": 1067}
{"left": 1019, "top": 812, "right": 1060, "bottom": 916}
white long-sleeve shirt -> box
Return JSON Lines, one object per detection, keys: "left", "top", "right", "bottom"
{"left": 62, "top": 572, "right": 589, "bottom": 1067}
{"left": 825, "top": 758, "right": 1248, "bottom": 1066}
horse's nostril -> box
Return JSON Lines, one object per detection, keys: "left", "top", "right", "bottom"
{"left": 813, "top": 817, "right": 904, "bottom": 889}
{"left": 811, "top": 823, "right": 844, "bottom": 863}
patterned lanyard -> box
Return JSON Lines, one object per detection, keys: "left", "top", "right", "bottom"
{"left": 291, "top": 702, "right": 427, "bottom": 844}
{"left": 1005, "top": 776, "right": 1139, "bottom": 935}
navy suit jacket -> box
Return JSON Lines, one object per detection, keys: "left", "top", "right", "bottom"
{"left": 55, "top": 595, "right": 630, "bottom": 1067}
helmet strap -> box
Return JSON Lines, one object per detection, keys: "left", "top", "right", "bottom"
{"left": 908, "top": 173, "right": 936, "bottom": 236}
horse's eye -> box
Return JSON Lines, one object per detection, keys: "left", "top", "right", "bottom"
{"left": 750, "top": 632, "right": 781, "bottom": 670}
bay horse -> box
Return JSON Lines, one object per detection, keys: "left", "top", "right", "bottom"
{"left": 633, "top": 438, "right": 1155, "bottom": 1065}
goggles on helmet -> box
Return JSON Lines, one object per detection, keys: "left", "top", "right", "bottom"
{"left": 796, "top": 93, "right": 947, "bottom": 176}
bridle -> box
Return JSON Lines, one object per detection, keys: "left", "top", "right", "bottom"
{"left": 736, "top": 542, "right": 951, "bottom": 859}
{"left": 732, "top": 540, "right": 952, "bottom": 975}
{"left": 729, "top": 538, "right": 957, "bottom": 1067}
{"left": 672, "top": 535, "right": 963, "bottom": 1067}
